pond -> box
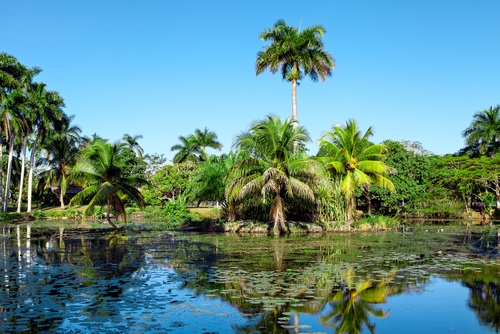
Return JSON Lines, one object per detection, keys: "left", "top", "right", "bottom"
{"left": 0, "top": 224, "right": 499, "bottom": 333}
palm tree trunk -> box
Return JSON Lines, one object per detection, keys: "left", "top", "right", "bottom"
{"left": 273, "top": 195, "right": 286, "bottom": 236}
{"left": 0, "top": 140, "right": 4, "bottom": 205}
{"left": 107, "top": 199, "right": 119, "bottom": 229}
{"left": 291, "top": 78, "right": 298, "bottom": 129}
{"left": 3, "top": 133, "right": 15, "bottom": 212}
{"left": 16, "top": 135, "right": 28, "bottom": 212}
{"left": 27, "top": 134, "right": 39, "bottom": 213}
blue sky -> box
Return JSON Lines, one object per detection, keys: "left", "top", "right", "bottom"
{"left": 1, "top": 1, "right": 499, "bottom": 160}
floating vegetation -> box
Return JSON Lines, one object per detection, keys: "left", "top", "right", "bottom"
{"left": 0, "top": 225, "right": 499, "bottom": 333}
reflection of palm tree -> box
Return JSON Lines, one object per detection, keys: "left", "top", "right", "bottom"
{"left": 465, "top": 280, "right": 500, "bottom": 332}
{"left": 320, "top": 270, "right": 391, "bottom": 334}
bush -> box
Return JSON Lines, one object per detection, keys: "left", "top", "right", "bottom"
{"left": 144, "top": 198, "right": 190, "bottom": 224}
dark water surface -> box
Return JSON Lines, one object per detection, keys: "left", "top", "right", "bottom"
{"left": 1, "top": 224, "right": 499, "bottom": 333}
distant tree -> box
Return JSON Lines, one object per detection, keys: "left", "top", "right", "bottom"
{"left": 256, "top": 19, "right": 335, "bottom": 129}
{"left": 193, "top": 127, "right": 222, "bottom": 160}
{"left": 143, "top": 153, "right": 167, "bottom": 178}
{"left": 318, "top": 119, "right": 394, "bottom": 220}
{"left": 462, "top": 105, "right": 500, "bottom": 157}
{"left": 70, "top": 140, "right": 147, "bottom": 228}
{"left": 142, "top": 163, "right": 196, "bottom": 206}
{"left": 122, "top": 133, "right": 144, "bottom": 158}
{"left": 171, "top": 135, "right": 202, "bottom": 163}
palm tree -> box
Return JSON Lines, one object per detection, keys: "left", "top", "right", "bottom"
{"left": 122, "top": 133, "right": 144, "bottom": 158}
{"left": 69, "top": 140, "right": 147, "bottom": 229}
{"left": 193, "top": 127, "right": 222, "bottom": 160}
{"left": 22, "top": 83, "right": 65, "bottom": 213}
{"left": 0, "top": 53, "right": 40, "bottom": 212}
{"left": 39, "top": 134, "right": 81, "bottom": 209}
{"left": 171, "top": 135, "right": 202, "bottom": 163}
{"left": 256, "top": 19, "right": 335, "bottom": 129}
{"left": 462, "top": 105, "right": 500, "bottom": 157}
{"left": 226, "top": 116, "right": 324, "bottom": 235}
{"left": 318, "top": 119, "right": 394, "bottom": 221}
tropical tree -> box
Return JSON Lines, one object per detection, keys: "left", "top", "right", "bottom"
{"left": 462, "top": 105, "right": 500, "bottom": 157}
{"left": 1, "top": 59, "right": 40, "bottom": 212}
{"left": 256, "top": 19, "right": 335, "bottom": 129}
{"left": 318, "top": 119, "right": 395, "bottom": 221}
{"left": 22, "top": 82, "right": 65, "bottom": 212}
{"left": 38, "top": 132, "right": 81, "bottom": 209}
{"left": 70, "top": 140, "right": 147, "bottom": 228}
{"left": 171, "top": 135, "right": 202, "bottom": 163}
{"left": 193, "top": 127, "right": 222, "bottom": 160}
{"left": 122, "top": 133, "right": 144, "bottom": 158}
{"left": 226, "top": 116, "right": 324, "bottom": 235}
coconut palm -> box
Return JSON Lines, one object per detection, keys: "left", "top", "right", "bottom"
{"left": 227, "top": 116, "right": 324, "bottom": 235}
{"left": 318, "top": 119, "right": 394, "bottom": 221}
{"left": 38, "top": 133, "right": 81, "bottom": 209}
{"left": 462, "top": 105, "right": 500, "bottom": 157}
{"left": 70, "top": 140, "right": 147, "bottom": 228}
{"left": 256, "top": 19, "right": 335, "bottom": 129}
{"left": 171, "top": 135, "right": 202, "bottom": 163}
{"left": 193, "top": 127, "right": 222, "bottom": 160}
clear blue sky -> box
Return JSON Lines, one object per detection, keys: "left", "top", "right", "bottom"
{"left": 1, "top": 1, "right": 499, "bottom": 160}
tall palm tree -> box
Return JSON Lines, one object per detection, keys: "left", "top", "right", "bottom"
{"left": 193, "top": 127, "right": 222, "bottom": 160}
{"left": 22, "top": 83, "right": 65, "bottom": 212}
{"left": 70, "top": 140, "right": 147, "bottom": 229}
{"left": 226, "top": 116, "right": 324, "bottom": 235}
{"left": 318, "top": 119, "right": 394, "bottom": 221}
{"left": 0, "top": 53, "right": 40, "bottom": 211}
{"left": 462, "top": 105, "right": 500, "bottom": 157}
{"left": 256, "top": 19, "right": 335, "bottom": 129}
{"left": 171, "top": 135, "right": 202, "bottom": 163}
{"left": 122, "top": 133, "right": 144, "bottom": 158}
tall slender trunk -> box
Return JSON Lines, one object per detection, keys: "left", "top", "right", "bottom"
{"left": 3, "top": 132, "right": 15, "bottom": 212}
{"left": 0, "top": 140, "right": 4, "bottom": 206}
{"left": 291, "top": 78, "right": 298, "bottom": 129}
{"left": 16, "top": 135, "right": 28, "bottom": 212}
{"left": 27, "top": 133, "right": 40, "bottom": 213}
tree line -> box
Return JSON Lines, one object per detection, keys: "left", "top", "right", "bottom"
{"left": 2, "top": 19, "right": 498, "bottom": 233}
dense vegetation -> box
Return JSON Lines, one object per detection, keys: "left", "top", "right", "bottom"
{"left": 1, "top": 19, "right": 499, "bottom": 233}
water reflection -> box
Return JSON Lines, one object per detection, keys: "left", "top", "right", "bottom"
{"left": 0, "top": 225, "right": 499, "bottom": 333}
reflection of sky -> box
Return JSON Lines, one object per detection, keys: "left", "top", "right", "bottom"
{"left": 59, "top": 254, "right": 250, "bottom": 333}
{"left": 284, "top": 277, "right": 490, "bottom": 334}
{"left": 375, "top": 277, "right": 488, "bottom": 334}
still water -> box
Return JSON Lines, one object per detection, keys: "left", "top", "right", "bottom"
{"left": 0, "top": 224, "right": 499, "bottom": 333}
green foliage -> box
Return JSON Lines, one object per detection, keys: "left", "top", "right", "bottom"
{"left": 142, "top": 163, "right": 196, "bottom": 206}
{"left": 143, "top": 198, "right": 190, "bottom": 224}
{"left": 354, "top": 215, "right": 400, "bottom": 229}
{"left": 184, "top": 155, "right": 228, "bottom": 205}
{"left": 371, "top": 140, "right": 432, "bottom": 215}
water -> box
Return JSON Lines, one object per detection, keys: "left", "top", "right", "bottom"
{"left": 0, "top": 224, "right": 499, "bottom": 333}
